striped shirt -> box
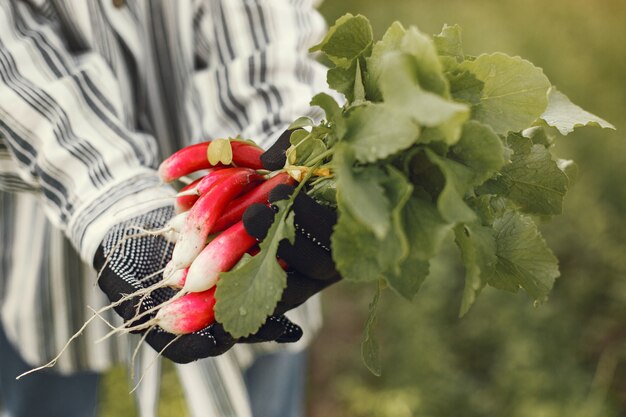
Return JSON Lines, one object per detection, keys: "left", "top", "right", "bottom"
{"left": 0, "top": 0, "right": 328, "bottom": 415}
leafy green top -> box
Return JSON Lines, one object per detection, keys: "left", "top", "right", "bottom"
{"left": 213, "top": 14, "right": 614, "bottom": 371}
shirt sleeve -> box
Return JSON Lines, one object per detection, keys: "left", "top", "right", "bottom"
{"left": 0, "top": 1, "right": 173, "bottom": 263}
{"left": 191, "top": 0, "right": 330, "bottom": 150}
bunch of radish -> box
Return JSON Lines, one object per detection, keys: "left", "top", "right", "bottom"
{"left": 17, "top": 138, "right": 295, "bottom": 380}
{"left": 138, "top": 139, "right": 294, "bottom": 336}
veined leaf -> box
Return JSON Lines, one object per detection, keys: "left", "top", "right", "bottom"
{"left": 343, "top": 102, "right": 420, "bottom": 163}
{"left": 488, "top": 211, "right": 560, "bottom": 300}
{"left": 384, "top": 195, "right": 445, "bottom": 301}
{"left": 500, "top": 134, "right": 569, "bottom": 215}
{"left": 401, "top": 194, "right": 453, "bottom": 261}
{"left": 540, "top": 87, "right": 615, "bottom": 135}
{"left": 379, "top": 52, "right": 469, "bottom": 144}
{"left": 332, "top": 163, "right": 412, "bottom": 282}
{"left": 366, "top": 21, "right": 407, "bottom": 101}
{"left": 399, "top": 27, "right": 449, "bottom": 97}
{"left": 449, "top": 121, "right": 505, "bottom": 185}
{"left": 333, "top": 146, "right": 391, "bottom": 239}
{"left": 462, "top": 53, "right": 551, "bottom": 135}
{"left": 434, "top": 24, "right": 464, "bottom": 59}
{"left": 309, "top": 14, "right": 373, "bottom": 68}
{"left": 215, "top": 199, "right": 295, "bottom": 337}
{"left": 425, "top": 149, "right": 477, "bottom": 224}
{"left": 448, "top": 69, "right": 484, "bottom": 106}
{"left": 454, "top": 222, "right": 497, "bottom": 317}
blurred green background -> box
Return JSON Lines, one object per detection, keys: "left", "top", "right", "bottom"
{"left": 100, "top": 1, "right": 626, "bottom": 416}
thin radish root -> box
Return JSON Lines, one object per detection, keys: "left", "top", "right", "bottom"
{"left": 130, "top": 329, "right": 152, "bottom": 381}
{"left": 94, "top": 290, "right": 188, "bottom": 342}
{"left": 16, "top": 311, "right": 106, "bottom": 379}
{"left": 129, "top": 333, "right": 182, "bottom": 394}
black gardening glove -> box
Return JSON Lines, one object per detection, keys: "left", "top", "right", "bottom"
{"left": 244, "top": 129, "right": 342, "bottom": 315}
{"left": 94, "top": 206, "right": 303, "bottom": 364}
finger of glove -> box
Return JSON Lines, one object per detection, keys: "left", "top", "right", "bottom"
{"left": 143, "top": 314, "right": 302, "bottom": 363}
{"left": 242, "top": 203, "right": 276, "bottom": 241}
{"left": 277, "top": 233, "right": 337, "bottom": 281}
{"left": 238, "top": 316, "right": 303, "bottom": 344}
{"left": 243, "top": 184, "right": 337, "bottom": 254}
{"left": 145, "top": 326, "right": 236, "bottom": 364}
{"left": 96, "top": 259, "right": 147, "bottom": 325}
{"left": 273, "top": 270, "right": 341, "bottom": 316}
{"left": 242, "top": 204, "right": 337, "bottom": 282}
{"left": 260, "top": 129, "right": 298, "bottom": 171}
{"left": 269, "top": 184, "right": 336, "bottom": 250}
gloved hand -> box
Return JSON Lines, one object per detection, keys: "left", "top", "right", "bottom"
{"left": 243, "top": 129, "right": 342, "bottom": 316}
{"left": 94, "top": 206, "right": 303, "bottom": 364}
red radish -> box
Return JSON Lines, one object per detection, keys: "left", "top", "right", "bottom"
{"left": 175, "top": 167, "right": 244, "bottom": 213}
{"left": 212, "top": 172, "right": 295, "bottom": 232}
{"left": 158, "top": 143, "right": 224, "bottom": 183}
{"left": 168, "top": 168, "right": 263, "bottom": 274}
{"left": 175, "top": 177, "right": 203, "bottom": 213}
{"left": 229, "top": 140, "right": 264, "bottom": 170}
{"left": 158, "top": 141, "right": 264, "bottom": 183}
{"left": 155, "top": 288, "right": 217, "bottom": 334}
{"left": 185, "top": 221, "right": 258, "bottom": 292}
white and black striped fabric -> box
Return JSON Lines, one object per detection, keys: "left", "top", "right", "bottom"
{"left": 0, "top": 0, "right": 327, "bottom": 415}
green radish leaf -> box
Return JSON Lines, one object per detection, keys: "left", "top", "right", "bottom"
{"left": 287, "top": 130, "right": 327, "bottom": 167}
{"left": 215, "top": 199, "right": 296, "bottom": 338}
{"left": 448, "top": 69, "right": 484, "bottom": 106}
{"left": 385, "top": 195, "right": 438, "bottom": 301}
{"left": 401, "top": 194, "right": 453, "bottom": 261}
{"left": 379, "top": 53, "right": 469, "bottom": 144}
{"left": 310, "top": 93, "right": 346, "bottom": 138}
{"left": 332, "top": 164, "right": 412, "bottom": 282}
{"left": 376, "top": 166, "right": 413, "bottom": 276}
{"left": 327, "top": 61, "right": 358, "bottom": 103}
{"left": 386, "top": 251, "right": 429, "bottom": 301}
{"left": 352, "top": 59, "right": 367, "bottom": 105}
{"left": 540, "top": 87, "right": 615, "bottom": 135}
{"left": 487, "top": 211, "right": 560, "bottom": 300}
{"left": 434, "top": 24, "right": 464, "bottom": 59}
{"left": 343, "top": 103, "right": 420, "bottom": 163}
{"left": 361, "top": 282, "right": 382, "bottom": 376}
{"left": 366, "top": 21, "right": 407, "bottom": 101}
{"left": 288, "top": 129, "right": 309, "bottom": 146}
{"left": 523, "top": 126, "right": 555, "bottom": 148}
{"left": 288, "top": 116, "right": 314, "bottom": 130}
{"left": 307, "top": 177, "right": 338, "bottom": 208}
{"left": 425, "top": 149, "right": 476, "bottom": 224}
{"left": 461, "top": 53, "right": 551, "bottom": 135}
{"left": 207, "top": 138, "right": 233, "bottom": 165}
{"left": 449, "top": 121, "right": 505, "bottom": 185}
{"left": 309, "top": 14, "right": 373, "bottom": 68}
{"left": 299, "top": 139, "right": 327, "bottom": 166}
{"left": 399, "top": 27, "right": 450, "bottom": 96}
{"left": 332, "top": 208, "right": 387, "bottom": 282}
{"left": 454, "top": 222, "right": 497, "bottom": 317}
{"left": 498, "top": 134, "right": 569, "bottom": 215}
{"left": 333, "top": 145, "right": 391, "bottom": 239}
